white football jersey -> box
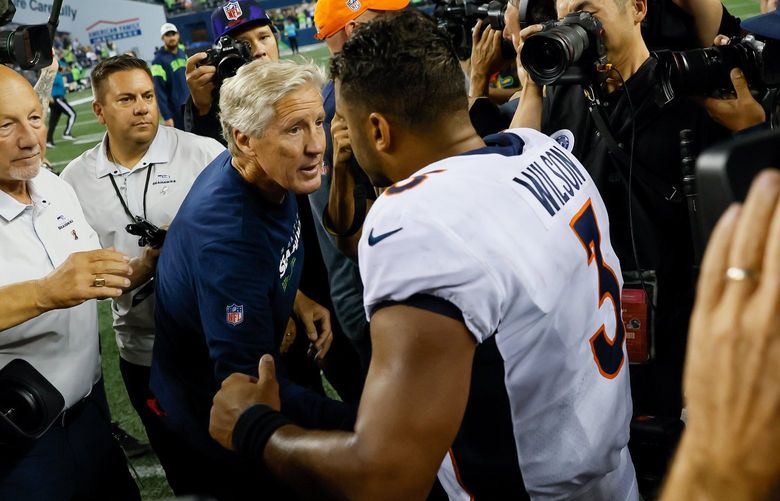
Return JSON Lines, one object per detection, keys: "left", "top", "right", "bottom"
{"left": 359, "top": 128, "right": 637, "bottom": 500}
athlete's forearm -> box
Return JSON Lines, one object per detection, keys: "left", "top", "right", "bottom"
{"left": 262, "top": 425, "right": 435, "bottom": 501}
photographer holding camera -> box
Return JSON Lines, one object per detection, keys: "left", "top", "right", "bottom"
{"left": 465, "top": 0, "right": 557, "bottom": 135}
{"left": 0, "top": 64, "right": 140, "bottom": 500}
{"left": 59, "top": 54, "right": 224, "bottom": 489}
{"left": 183, "top": 0, "right": 280, "bottom": 143}
{"left": 511, "top": 0, "right": 772, "bottom": 491}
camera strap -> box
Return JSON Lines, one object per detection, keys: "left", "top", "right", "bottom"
{"left": 584, "top": 88, "right": 681, "bottom": 203}
{"left": 107, "top": 163, "right": 154, "bottom": 222}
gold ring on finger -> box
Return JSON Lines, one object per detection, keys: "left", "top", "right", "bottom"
{"left": 725, "top": 267, "right": 758, "bottom": 282}
{"left": 93, "top": 276, "right": 106, "bottom": 288}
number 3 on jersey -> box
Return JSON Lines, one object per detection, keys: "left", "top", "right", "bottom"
{"left": 570, "top": 199, "right": 625, "bottom": 379}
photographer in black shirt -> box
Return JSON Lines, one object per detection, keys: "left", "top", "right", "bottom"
{"left": 512, "top": 0, "right": 767, "bottom": 493}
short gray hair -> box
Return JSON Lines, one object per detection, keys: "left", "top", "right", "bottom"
{"left": 219, "top": 59, "right": 324, "bottom": 157}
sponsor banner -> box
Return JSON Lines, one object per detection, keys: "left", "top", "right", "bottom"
{"left": 10, "top": 0, "right": 166, "bottom": 61}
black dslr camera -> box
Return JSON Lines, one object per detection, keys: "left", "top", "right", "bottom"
{"left": 126, "top": 216, "right": 166, "bottom": 249}
{"left": 654, "top": 35, "right": 780, "bottom": 104}
{"left": 0, "top": 0, "right": 63, "bottom": 69}
{"left": 434, "top": 0, "right": 514, "bottom": 60}
{"left": 696, "top": 129, "right": 780, "bottom": 246}
{"left": 197, "top": 35, "right": 253, "bottom": 85}
{"left": 0, "top": 359, "right": 64, "bottom": 443}
{"left": 520, "top": 11, "right": 607, "bottom": 86}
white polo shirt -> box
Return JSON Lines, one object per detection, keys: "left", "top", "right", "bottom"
{"left": 61, "top": 125, "right": 224, "bottom": 366}
{"left": 0, "top": 168, "right": 102, "bottom": 409}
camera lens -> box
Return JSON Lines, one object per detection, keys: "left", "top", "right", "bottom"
{"left": 521, "top": 24, "right": 590, "bottom": 85}
{"left": 0, "top": 383, "right": 43, "bottom": 433}
{"left": 217, "top": 54, "right": 246, "bottom": 82}
{"left": 0, "top": 25, "right": 51, "bottom": 69}
{"left": 0, "top": 30, "right": 15, "bottom": 65}
{"left": 485, "top": 0, "right": 506, "bottom": 30}
{"left": 660, "top": 43, "right": 758, "bottom": 97}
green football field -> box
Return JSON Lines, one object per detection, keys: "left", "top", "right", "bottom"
{"left": 48, "top": 3, "right": 762, "bottom": 495}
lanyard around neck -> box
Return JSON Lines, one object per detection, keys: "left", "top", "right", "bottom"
{"left": 108, "top": 163, "right": 154, "bottom": 222}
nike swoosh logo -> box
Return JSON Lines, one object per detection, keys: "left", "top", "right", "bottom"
{"left": 368, "top": 227, "right": 403, "bottom": 246}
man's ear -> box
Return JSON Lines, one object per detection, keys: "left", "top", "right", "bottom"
{"left": 344, "top": 20, "right": 359, "bottom": 38}
{"left": 368, "top": 112, "right": 392, "bottom": 153}
{"left": 234, "top": 130, "right": 256, "bottom": 157}
{"left": 92, "top": 100, "right": 105, "bottom": 125}
{"left": 632, "top": 0, "right": 647, "bottom": 23}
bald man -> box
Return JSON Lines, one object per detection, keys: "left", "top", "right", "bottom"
{"left": 0, "top": 65, "right": 139, "bottom": 500}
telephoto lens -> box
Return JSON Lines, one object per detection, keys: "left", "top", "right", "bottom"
{"left": 520, "top": 12, "right": 605, "bottom": 86}
{"left": 655, "top": 35, "right": 780, "bottom": 103}
{"left": 0, "top": 24, "right": 52, "bottom": 69}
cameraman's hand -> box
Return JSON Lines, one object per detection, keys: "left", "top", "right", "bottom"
{"left": 513, "top": 24, "right": 544, "bottom": 93}
{"left": 186, "top": 52, "right": 216, "bottom": 117}
{"left": 36, "top": 248, "right": 132, "bottom": 310}
{"left": 469, "top": 19, "right": 504, "bottom": 98}
{"left": 702, "top": 68, "right": 766, "bottom": 131}
{"left": 661, "top": 169, "right": 780, "bottom": 501}
{"left": 509, "top": 25, "right": 545, "bottom": 130}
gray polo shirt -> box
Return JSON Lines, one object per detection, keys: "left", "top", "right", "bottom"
{"left": 61, "top": 126, "right": 224, "bottom": 366}
{"left": 0, "top": 168, "right": 102, "bottom": 409}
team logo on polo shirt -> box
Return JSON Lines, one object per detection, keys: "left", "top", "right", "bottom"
{"left": 152, "top": 173, "right": 176, "bottom": 186}
{"left": 226, "top": 304, "right": 244, "bottom": 326}
{"left": 224, "top": 1, "right": 243, "bottom": 21}
{"left": 56, "top": 214, "right": 74, "bottom": 230}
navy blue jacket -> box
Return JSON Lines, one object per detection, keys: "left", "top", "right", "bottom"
{"left": 152, "top": 151, "right": 355, "bottom": 450}
{"left": 151, "top": 47, "right": 189, "bottom": 128}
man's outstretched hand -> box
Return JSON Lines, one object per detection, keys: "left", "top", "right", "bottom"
{"left": 209, "top": 355, "right": 281, "bottom": 450}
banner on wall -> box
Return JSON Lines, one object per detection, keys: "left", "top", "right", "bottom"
{"left": 10, "top": 0, "right": 167, "bottom": 61}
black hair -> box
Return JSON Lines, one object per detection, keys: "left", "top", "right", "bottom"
{"left": 330, "top": 9, "right": 467, "bottom": 129}
{"left": 522, "top": 0, "right": 557, "bottom": 26}
{"left": 91, "top": 54, "right": 153, "bottom": 100}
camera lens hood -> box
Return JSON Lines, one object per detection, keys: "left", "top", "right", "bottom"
{"left": 0, "top": 359, "right": 64, "bottom": 443}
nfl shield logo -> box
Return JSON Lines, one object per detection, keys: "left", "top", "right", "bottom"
{"left": 346, "top": 0, "right": 361, "bottom": 12}
{"left": 226, "top": 304, "right": 244, "bottom": 326}
{"left": 224, "top": 1, "right": 243, "bottom": 21}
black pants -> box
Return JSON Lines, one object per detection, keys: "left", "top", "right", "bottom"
{"left": 118, "top": 357, "right": 189, "bottom": 494}
{"left": 0, "top": 378, "right": 139, "bottom": 501}
{"left": 47, "top": 96, "right": 76, "bottom": 142}
{"left": 288, "top": 36, "right": 299, "bottom": 54}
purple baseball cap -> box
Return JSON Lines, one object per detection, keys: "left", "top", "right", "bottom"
{"left": 211, "top": 1, "right": 275, "bottom": 40}
{"left": 741, "top": 4, "right": 780, "bottom": 40}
